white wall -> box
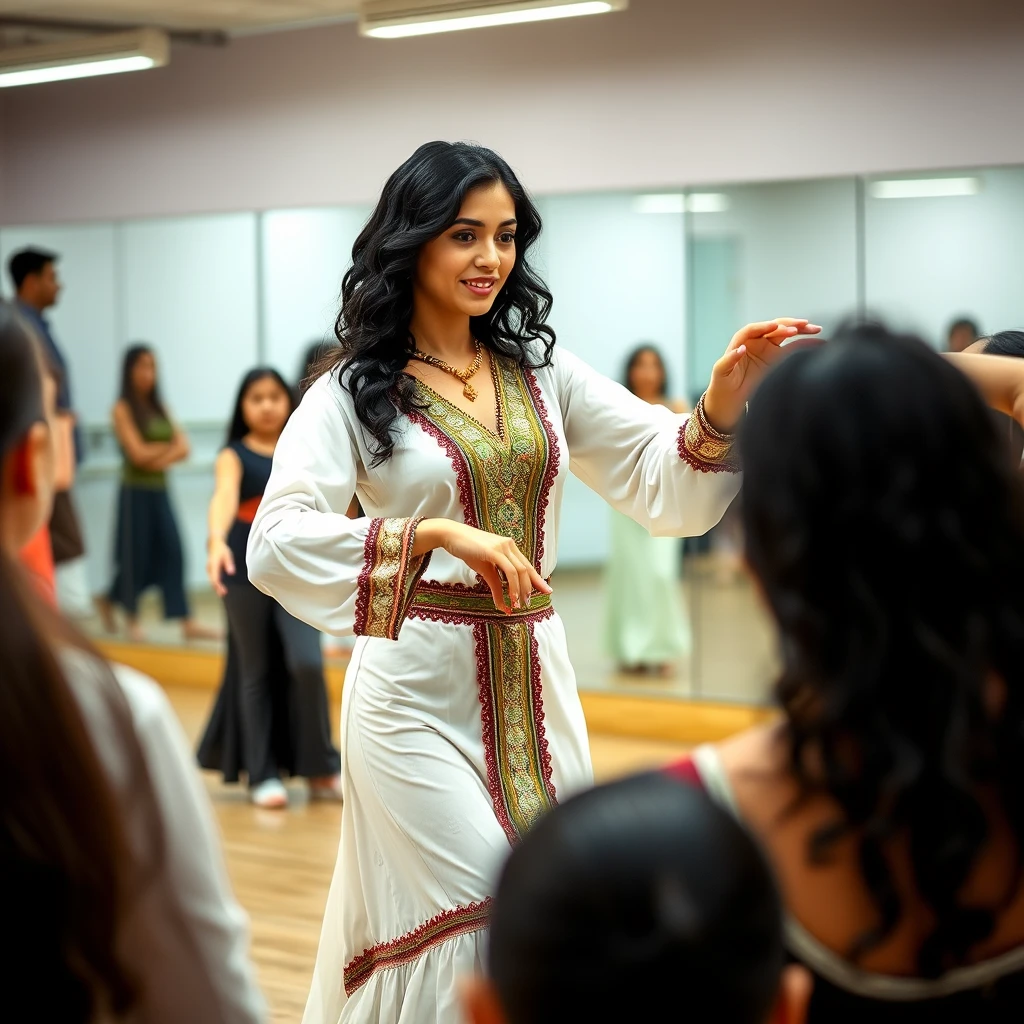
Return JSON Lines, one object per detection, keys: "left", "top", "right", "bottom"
{"left": 0, "top": 224, "right": 119, "bottom": 426}
{"left": 535, "top": 193, "right": 686, "bottom": 564}
{"left": 260, "top": 206, "right": 370, "bottom": 379}
{"left": 864, "top": 167, "right": 1024, "bottom": 345}
{"left": 688, "top": 178, "right": 860, "bottom": 385}
{"left": 3, "top": 0, "right": 1024, "bottom": 225}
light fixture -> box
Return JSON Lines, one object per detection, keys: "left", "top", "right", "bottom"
{"left": 0, "top": 29, "right": 169, "bottom": 89}
{"left": 633, "top": 193, "right": 731, "bottom": 215}
{"left": 869, "top": 177, "right": 980, "bottom": 200}
{"left": 360, "top": 0, "right": 627, "bottom": 39}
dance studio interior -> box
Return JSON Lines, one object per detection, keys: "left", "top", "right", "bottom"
{"left": 4, "top": 1, "right": 1024, "bottom": 1022}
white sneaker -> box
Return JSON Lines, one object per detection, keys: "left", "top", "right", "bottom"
{"left": 250, "top": 778, "right": 288, "bottom": 809}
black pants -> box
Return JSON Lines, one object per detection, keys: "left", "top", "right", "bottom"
{"left": 108, "top": 485, "right": 189, "bottom": 619}
{"left": 222, "top": 580, "right": 340, "bottom": 785}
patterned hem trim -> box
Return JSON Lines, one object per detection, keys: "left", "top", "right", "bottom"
{"left": 343, "top": 900, "right": 493, "bottom": 997}
{"left": 677, "top": 393, "right": 740, "bottom": 475}
{"left": 528, "top": 622, "right": 557, "bottom": 811}
{"left": 408, "top": 409, "right": 481, "bottom": 529}
{"left": 474, "top": 622, "right": 515, "bottom": 843}
{"left": 524, "top": 369, "right": 561, "bottom": 567}
{"left": 354, "top": 517, "right": 431, "bottom": 640}
{"left": 475, "top": 618, "right": 558, "bottom": 846}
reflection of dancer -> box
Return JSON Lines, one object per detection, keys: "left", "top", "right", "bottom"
{"left": 607, "top": 345, "right": 691, "bottom": 675}
{"left": 246, "top": 141, "right": 818, "bottom": 1024}
{"left": 198, "top": 369, "right": 341, "bottom": 808}
{"left": 100, "top": 345, "right": 216, "bottom": 643}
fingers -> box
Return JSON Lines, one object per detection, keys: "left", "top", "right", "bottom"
{"left": 529, "top": 566, "right": 553, "bottom": 595}
{"left": 493, "top": 553, "right": 523, "bottom": 610}
{"left": 224, "top": 551, "right": 236, "bottom": 577}
{"left": 478, "top": 563, "right": 510, "bottom": 613}
{"left": 712, "top": 344, "right": 747, "bottom": 380}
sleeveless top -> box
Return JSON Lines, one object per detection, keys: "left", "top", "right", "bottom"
{"left": 122, "top": 415, "right": 174, "bottom": 489}
{"left": 668, "top": 747, "right": 1024, "bottom": 1022}
{"left": 224, "top": 440, "right": 272, "bottom": 585}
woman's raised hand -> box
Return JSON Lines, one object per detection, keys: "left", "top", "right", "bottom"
{"left": 424, "top": 520, "right": 551, "bottom": 613}
{"left": 703, "top": 319, "right": 822, "bottom": 432}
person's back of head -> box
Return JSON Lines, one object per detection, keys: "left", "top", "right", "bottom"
{"left": 978, "top": 329, "right": 1024, "bottom": 359}
{"left": 740, "top": 322, "right": 1024, "bottom": 975}
{"left": 0, "top": 302, "right": 149, "bottom": 1020}
{"left": 462, "top": 773, "right": 809, "bottom": 1024}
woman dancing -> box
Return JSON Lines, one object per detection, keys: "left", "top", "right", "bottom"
{"left": 198, "top": 368, "right": 341, "bottom": 808}
{"left": 246, "top": 140, "right": 819, "bottom": 1024}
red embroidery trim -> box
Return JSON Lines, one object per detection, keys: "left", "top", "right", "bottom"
{"left": 343, "top": 899, "right": 493, "bottom": 996}
{"left": 473, "top": 621, "right": 518, "bottom": 845}
{"left": 408, "top": 409, "right": 480, "bottom": 529}
{"left": 354, "top": 517, "right": 383, "bottom": 636}
{"left": 524, "top": 369, "right": 562, "bottom": 570}
{"left": 529, "top": 620, "right": 557, "bottom": 805}
{"left": 676, "top": 422, "right": 738, "bottom": 475}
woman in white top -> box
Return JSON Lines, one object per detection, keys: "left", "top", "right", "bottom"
{"left": 0, "top": 300, "right": 265, "bottom": 1022}
{"left": 247, "top": 140, "right": 820, "bottom": 1024}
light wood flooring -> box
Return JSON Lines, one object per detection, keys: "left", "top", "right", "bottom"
{"left": 169, "top": 686, "right": 690, "bottom": 1023}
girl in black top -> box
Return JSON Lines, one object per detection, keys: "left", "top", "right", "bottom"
{"left": 198, "top": 369, "right": 340, "bottom": 809}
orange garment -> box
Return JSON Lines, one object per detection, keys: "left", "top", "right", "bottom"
{"left": 20, "top": 525, "right": 57, "bottom": 606}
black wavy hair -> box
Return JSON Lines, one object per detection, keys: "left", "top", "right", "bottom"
{"left": 224, "top": 367, "right": 295, "bottom": 446}
{"left": 741, "top": 322, "right": 1024, "bottom": 976}
{"left": 118, "top": 344, "right": 169, "bottom": 434}
{"left": 981, "top": 330, "right": 1024, "bottom": 359}
{"left": 488, "top": 773, "right": 784, "bottom": 1024}
{"left": 320, "top": 141, "right": 555, "bottom": 465}
{"left": 622, "top": 343, "right": 669, "bottom": 398}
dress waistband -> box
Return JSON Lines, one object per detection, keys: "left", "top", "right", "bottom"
{"left": 236, "top": 495, "right": 262, "bottom": 524}
{"left": 410, "top": 582, "right": 553, "bottom": 624}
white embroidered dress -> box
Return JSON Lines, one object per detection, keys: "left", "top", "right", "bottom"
{"left": 247, "top": 346, "right": 740, "bottom": 1024}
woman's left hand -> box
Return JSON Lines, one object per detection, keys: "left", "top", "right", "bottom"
{"left": 703, "top": 319, "right": 822, "bottom": 432}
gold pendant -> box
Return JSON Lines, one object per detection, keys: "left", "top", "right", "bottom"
{"left": 463, "top": 382, "right": 478, "bottom": 401}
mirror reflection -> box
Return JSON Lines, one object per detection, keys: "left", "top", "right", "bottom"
{"left": 4, "top": 165, "right": 1022, "bottom": 708}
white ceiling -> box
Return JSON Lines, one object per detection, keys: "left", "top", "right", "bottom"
{"left": 0, "top": 0, "right": 362, "bottom": 34}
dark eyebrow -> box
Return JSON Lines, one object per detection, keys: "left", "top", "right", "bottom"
{"left": 451, "top": 218, "right": 518, "bottom": 228}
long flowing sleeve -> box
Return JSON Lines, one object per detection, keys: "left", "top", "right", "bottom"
{"left": 247, "top": 374, "right": 431, "bottom": 639}
{"left": 552, "top": 348, "right": 741, "bottom": 537}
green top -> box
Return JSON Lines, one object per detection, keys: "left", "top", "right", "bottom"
{"left": 122, "top": 415, "right": 173, "bottom": 490}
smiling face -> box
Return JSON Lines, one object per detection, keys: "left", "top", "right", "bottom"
{"left": 413, "top": 181, "right": 518, "bottom": 322}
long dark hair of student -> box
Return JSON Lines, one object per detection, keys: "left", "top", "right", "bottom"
{"left": 0, "top": 304, "right": 161, "bottom": 1019}
{"left": 981, "top": 329, "right": 1024, "bottom": 358}
{"left": 319, "top": 141, "right": 556, "bottom": 465}
{"left": 740, "top": 322, "right": 1024, "bottom": 976}
{"left": 488, "top": 773, "right": 784, "bottom": 1024}
{"left": 622, "top": 343, "right": 669, "bottom": 397}
{"left": 119, "top": 343, "right": 169, "bottom": 432}
{"left": 225, "top": 367, "right": 296, "bottom": 446}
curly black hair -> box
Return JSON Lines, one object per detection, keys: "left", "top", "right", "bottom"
{"left": 317, "top": 141, "right": 555, "bottom": 465}
{"left": 741, "top": 322, "right": 1024, "bottom": 976}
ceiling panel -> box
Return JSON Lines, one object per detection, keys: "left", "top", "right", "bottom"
{"left": 0, "top": 0, "right": 362, "bottom": 32}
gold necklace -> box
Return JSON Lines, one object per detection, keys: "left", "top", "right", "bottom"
{"left": 409, "top": 339, "right": 484, "bottom": 401}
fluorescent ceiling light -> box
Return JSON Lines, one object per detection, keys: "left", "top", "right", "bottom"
{"left": 361, "top": 0, "right": 626, "bottom": 39}
{"left": 869, "top": 177, "right": 980, "bottom": 199}
{"left": 686, "top": 193, "right": 730, "bottom": 213}
{"left": 0, "top": 29, "right": 169, "bottom": 89}
{"left": 633, "top": 193, "right": 731, "bottom": 214}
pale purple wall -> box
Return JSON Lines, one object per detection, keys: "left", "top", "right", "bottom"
{"left": 3, "top": 0, "right": 1024, "bottom": 224}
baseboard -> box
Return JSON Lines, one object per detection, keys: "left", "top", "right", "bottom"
{"left": 96, "top": 641, "right": 772, "bottom": 745}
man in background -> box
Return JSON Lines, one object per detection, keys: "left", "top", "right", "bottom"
{"left": 10, "top": 248, "right": 91, "bottom": 616}
{"left": 947, "top": 316, "right": 981, "bottom": 353}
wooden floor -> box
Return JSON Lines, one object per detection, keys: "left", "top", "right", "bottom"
{"left": 169, "top": 686, "right": 690, "bottom": 1022}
